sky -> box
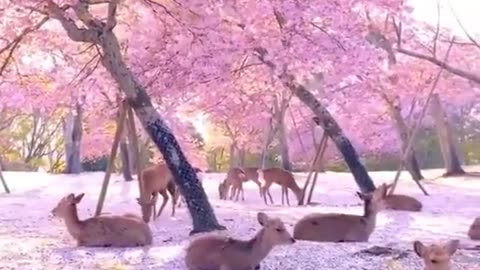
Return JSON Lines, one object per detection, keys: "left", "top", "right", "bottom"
{"left": 409, "top": 0, "right": 480, "bottom": 36}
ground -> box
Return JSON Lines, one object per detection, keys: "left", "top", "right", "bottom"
{"left": 0, "top": 168, "right": 479, "bottom": 270}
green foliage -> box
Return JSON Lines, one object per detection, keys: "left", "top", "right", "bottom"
{"left": 82, "top": 156, "right": 108, "bottom": 171}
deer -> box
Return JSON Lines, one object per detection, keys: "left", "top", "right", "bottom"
{"left": 468, "top": 217, "right": 480, "bottom": 240}
{"left": 257, "top": 167, "right": 303, "bottom": 206}
{"left": 222, "top": 167, "right": 248, "bottom": 201}
{"left": 185, "top": 212, "right": 295, "bottom": 270}
{"left": 383, "top": 184, "right": 423, "bottom": 212}
{"left": 292, "top": 183, "right": 388, "bottom": 242}
{"left": 241, "top": 167, "right": 263, "bottom": 195}
{"left": 136, "top": 163, "right": 178, "bottom": 223}
{"left": 413, "top": 239, "right": 459, "bottom": 270}
{"left": 51, "top": 193, "right": 152, "bottom": 247}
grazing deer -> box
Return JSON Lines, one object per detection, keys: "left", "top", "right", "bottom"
{"left": 223, "top": 167, "right": 248, "bottom": 201}
{"left": 383, "top": 184, "right": 422, "bottom": 212}
{"left": 242, "top": 167, "right": 263, "bottom": 195}
{"left": 258, "top": 168, "right": 303, "bottom": 206}
{"left": 293, "top": 183, "right": 388, "bottom": 242}
{"left": 52, "top": 193, "right": 152, "bottom": 247}
{"left": 413, "top": 239, "right": 459, "bottom": 270}
{"left": 185, "top": 212, "right": 295, "bottom": 270}
{"left": 468, "top": 217, "right": 480, "bottom": 240}
{"left": 136, "top": 163, "right": 177, "bottom": 223}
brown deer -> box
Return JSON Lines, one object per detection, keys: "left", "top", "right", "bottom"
{"left": 383, "top": 184, "right": 422, "bottom": 212}
{"left": 258, "top": 167, "right": 303, "bottom": 206}
{"left": 293, "top": 183, "right": 388, "bottom": 242}
{"left": 52, "top": 193, "right": 152, "bottom": 247}
{"left": 241, "top": 167, "right": 263, "bottom": 195}
{"left": 218, "top": 179, "right": 229, "bottom": 200}
{"left": 413, "top": 239, "right": 459, "bottom": 270}
{"left": 185, "top": 212, "right": 295, "bottom": 270}
{"left": 468, "top": 217, "right": 480, "bottom": 240}
{"left": 223, "top": 167, "right": 248, "bottom": 201}
{"left": 136, "top": 163, "right": 177, "bottom": 223}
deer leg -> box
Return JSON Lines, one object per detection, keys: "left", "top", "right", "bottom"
{"left": 253, "top": 179, "right": 262, "bottom": 196}
{"left": 151, "top": 193, "right": 158, "bottom": 220}
{"left": 155, "top": 190, "right": 169, "bottom": 218}
{"left": 262, "top": 182, "right": 273, "bottom": 205}
{"left": 241, "top": 184, "right": 245, "bottom": 201}
{"left": 285, "top": 188, "right": 290, "bottom": 206}
{"left": 267, "top": 188, "right": 274, "bottom": 204}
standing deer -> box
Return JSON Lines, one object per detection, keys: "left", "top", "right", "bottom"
{"left": 52, "top": 193, "right": 152, "bottom": 247}
{"left": 258, "top": 167, "right": 303, "bottom": 206}
{"left": 468, "top": 217, "right": 480, "bottom": 240}
{"left": 136, "top": 163, "right": 178, "bottom": 223}
{"left": 241, "top": 167, "right": 263, "bottom": 195}
{"left": 222, "top": 167, "right": 248, "bottom": 201}
{"left": 293, "top": 183, "right": 388, "bottom": 242}
{"left": 185, "top": 212, "right": 295, "bottom": 270}
{"left": 383, "top": 184, "right": 423, "bottom": 212}
{"left": 413, "top": 240, "right": 459, "bottom": 270}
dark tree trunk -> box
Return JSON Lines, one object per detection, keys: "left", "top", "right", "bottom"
{"left": 430, "top": 94, "right": 465, "bottom": 176}
{"left": 278, "top": 117, "right": 292, "bottom": 171}
{"left": 46, "top": 6, "right": 224, "bottom": 234}
{"left": 229, "top": 143, "right": 236, "bottom": 168}
{"left": 63, "top": 103, "right": 83, "bottom": 174}
{"left": 282, "top": 76, "right": 375, "bottom": 192}
{"left": 386, "top": 102, "right": 424, "bottom": 181}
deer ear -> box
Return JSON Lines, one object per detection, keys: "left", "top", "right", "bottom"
{"left": 356, "top": 192, "right": 366, "bottom": 200}
{"left": 413, "top": 241, "right": 425, "bottom": 257}
{"left": 257, "top": 212, "right": 269, "bottom": 226}
{"left": 446, "top": 239, "right": 459, "bottom": 255}
{"left": 73, "top": 193, "right": 85, "bottom": 204}
{"left": 66, "top": 193, "right": 75, "bottom": 202}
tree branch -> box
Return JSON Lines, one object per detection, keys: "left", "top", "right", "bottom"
{"left": 45, "top": 1, "right": 98, "bottom": 43}
{"left": 105, "top": 0, "right": 118, "bottom": 31}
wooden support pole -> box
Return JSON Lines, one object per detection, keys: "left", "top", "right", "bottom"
{"left": 0, "top": 157, "right": 10, "bottom": 193}
{"left": 95, "top": 100, "right": 128, "bottom": 216}
{"left": 388, "top": 39, "right": 454, "bottom": 196}
{"left": 299, "top": 133, "right": 327, "bottom": 205}
{"left": 307, "top": 134, "right": 328, "bottom": 204}
{"left": 126, "top": 105, "right": 143, "bottom": 197}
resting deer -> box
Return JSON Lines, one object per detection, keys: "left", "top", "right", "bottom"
{"left": 468, "top": 217, "right": 480, "bottom": 240}
{"left": 52, "top": 193, "right": 152, "bottom": 247}
{"left": 383, "top": 184, "right": 422, "bottom": 212}
{"left": 185, "top": 212, "right": 295, "bottom": 270}
{"left": 136, "top": 163, "right": 177, "bottom": 223}
{"left": 258, "top": 168, "right": 303, "bottom": 206}
{"left": 413, "top": 239, "right": 459, "bottom": 270}
{"left": 293, "top": 183, "right": 388, "bottom": 242}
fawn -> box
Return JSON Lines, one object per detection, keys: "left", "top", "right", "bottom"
{"left": 52, "top": 193, "right": 152, "bottom": 247}
{"left": 185, "top": 212, "right": 295, "bottom": 270}
{"left": 136, "top": 163, "right": 177, "bottom": 223}
{"left": 383, "top": 184, "right": 422, "bottom": 212}
{"left": 413, "top": 240, "right": 459, "bottom": 270}
{"left": 468, "top": 217, "right": 480, "bottom": 240}
{"left": 293, "top": 183, "right": 388, "bottom": 242}
{"left": 258, "top": 167, "right": 303, "bottom": 206}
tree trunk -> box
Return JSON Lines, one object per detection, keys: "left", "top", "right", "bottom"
{"left": 277, "top": 115, "right": 292, "bottom": 170}
{"left": 282, "top": 77, "right": 375, "bottom": 192}
{"left": 120, "top": 137, "right": 133, "bottom": 181}
{"left": 386, "top": 102, "right": 424, "bottom": 181}
{"left": 229, "top": 142, "right": 236, "bottom": 168}
{"left": 237, "top": 147, "right": 246, "bottom": 167}
{"left": 62, "top": 103, "right": 83, "bottom": 174}
{"left": 96, "top": 27, "right": 224, "bottom": 234}
{"left": 430, "top": 94, "right": 465, "bottom": 176}
{"left": 261, "top": 117, "right": 276, "bottom": 168}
